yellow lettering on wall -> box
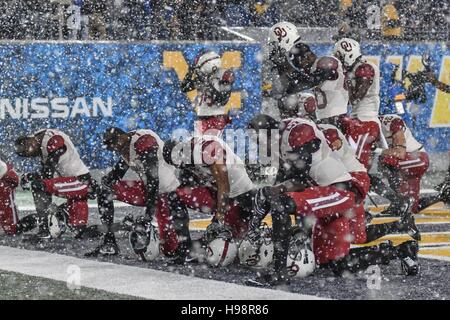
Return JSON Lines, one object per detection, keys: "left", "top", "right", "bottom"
{"left": 365, "top": 56, "right": 380, "bottom": 68}
{"left": 430, "top": 56, "right": 450, "bottom": 127}
{"left": 163, "top": 51, "right": 242, "bottom": 113}
{"left": 221, "top": 51, "right": 242, "bottom": 69}
{"left": 386, "top": 55, "right": 403, "bottom": 80}
{"left": 404, "top": 55, "right": 423, "bottom": 89}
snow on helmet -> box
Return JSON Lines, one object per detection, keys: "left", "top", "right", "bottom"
{"left": 333, "top": 38, "right": 361, "bottom": 68}
{"left": 206, "top": 238, "right": 238, "bottom": 267}
{"left": 268, "top": 21, "right": 300, "bottom": 53}
{"left": 238, "top": 226, "right": 274, "bottom": 268}
{"left": 194, "top": 51, "right": 221, "bottom": 75}
{"left": 129, "top": 217, "right": 160, "bottom": 261}
{"left": 286, "top": 230, "right": 315, "bottom": 278}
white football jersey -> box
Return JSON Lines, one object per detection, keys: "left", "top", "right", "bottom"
{"left": 195, "top": 69, "right": 233, "bottom": 117}
{"left": 189, "top": 135, "right": 254, "bottom": 198}
{"left": 317, "top": 123, "right": 367, "bottom": 173}
{"left": 0, "top": 159, "right": 7, "bottom": 179}
{"left": 39, "top": 129, "right": 89, "bottom": 177}
{"left": 313, "top": 56, "right": 349, "bottom": 120}
{"left": 280, "top": 118, "right": 351, "bottom": 186}
{"left": 379, "top": 115, "right": 424, "bottom": 152}
{"left": 125, "top": 129, "right": 180, "bottom": 193}
{"left": 349, "top": 59, "right": 380, "bottom": 121}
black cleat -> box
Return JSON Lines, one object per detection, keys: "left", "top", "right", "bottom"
{"left": 437, "top": 180, "right": 450, "bottom": 205}
{"left": 72, "top": 225, "right": 103, "bottom": 239}
{"left": 398, "top": 215, "right": 421, "bottom": 241}
{"left": 120, "top": 214, "right": 135, "bottom": 232}
{"left": 244, "top": 271, "right": 291, "bottom": 288}
{"left": 396, "top": 240, "right": 420, "bottom": 276}
{"left": 380, "top": 196, "right": 413, "bottom": 217}
{"left": 365, "top": 210, "right": 374, "bottom": 224}
{"left": 378, "top": 240, "right": 395, "bottom": 265}
{"left": 85, "top": 242, "right": 119, "bottom": 257}
{"left": 22, "top": 227, "right": 52, "bottom": 243}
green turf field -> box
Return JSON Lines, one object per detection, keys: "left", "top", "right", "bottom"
{"left": 0, "top": 270, "right": 142, "bottom": 300}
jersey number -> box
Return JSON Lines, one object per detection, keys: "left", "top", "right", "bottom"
{"left": 340, "top": 41, "right": 353, "bottom": 52}
{"left": 274, "top": 27, "right": 287, "bottom": 41}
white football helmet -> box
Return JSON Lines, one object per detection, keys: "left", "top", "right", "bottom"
{"left": 194, "top": 51, "right": 221, "bottom": 76}
{"left": 46, "top": 203, "right": 67, "bottom": 238}
{"left": 206, "top": 238, "right": 238, "bottom": 267}
{"left": 238, "top": 226, "right": 274, "bottom": 268}
{"left": 286, "top": 230, "right": 315, "bottom": 278}
{"left": 129, "top": 217, "right": 161, "bottom": 261}
{"left": 333, "top": 38, "right": 361, "bottom": 68}
{"left": 48, "top": 212, "right": 67, "bottom": 238}
{"left": 269, "top": 22, "right": 300, "bottom": 53}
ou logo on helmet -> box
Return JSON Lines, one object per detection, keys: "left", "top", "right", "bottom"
{"left": 340, "top": 41, "right": 353, "bottom": 52}
{"left": 274, "top": 27, "right": 287, "bottom": 41}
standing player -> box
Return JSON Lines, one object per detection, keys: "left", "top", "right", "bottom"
{"left": 181, "top": 51, "right": 235, "bottom": 136}
{"left": 268, "top": 23, "right": 380, "bottom": 170}
{"left": 14, "top": 129, "right": 96, "bottom": 240}
{"left": 334, "top": 38, "right": 381, "bottom": 125}
{"left": 88, "top": 128, "right": 191, "bottom": 263}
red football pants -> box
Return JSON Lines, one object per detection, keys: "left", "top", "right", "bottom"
{"left": 0, "top": 187, "right": 19, "bottom": 235}
{"left": 381, "top": 152, "right": 429, "bottom": 213}
{"left": 348, "top": 171, "right": 370, "bottom": 244}
{"left": 0, "top": 166, "right": 19, "bottom": 235}
{"left": 42, "top": 177, "right": 89, "bottom": 227}
{"left": 176, "top": 186, "right": 248, "bottom": 238}
{"left": 112, "top": 180, "right": 179, "bottom": 255}
{"left": 286, "top": 186, "right": 356, "bottom": 265}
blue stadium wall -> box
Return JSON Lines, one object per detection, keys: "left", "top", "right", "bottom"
{"left": 0, "top": 41, "right": 448, "bottom": 171}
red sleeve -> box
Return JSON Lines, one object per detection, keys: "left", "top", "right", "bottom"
{"left": 288, "top": 124, "right": 317, "bottom": 149}
{"left": 390, "top": 118, "right": 405, "bottom": 134}
{"left": 0, "top": 164, "right": 19, "bottom": 188}
{"left": 220, "top": 70, "right": 235, "bottom": 85}
{"left": 47, "top": 135, "right": 65, "bottom": 154}
{"left": 322, "top": 128, "right": 340, "bottom": 145}
{"left": 355, "top": 63, "right": 375, "bottom": 79}
{"left": 134, "top": 135, "right": 159, "bottom": 155}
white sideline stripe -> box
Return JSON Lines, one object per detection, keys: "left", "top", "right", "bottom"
{"left": 0, "top": 246, "right": 325, "bottom": 300}
{"left": 418, "top": 254, "right": 450, "bottom": 262}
